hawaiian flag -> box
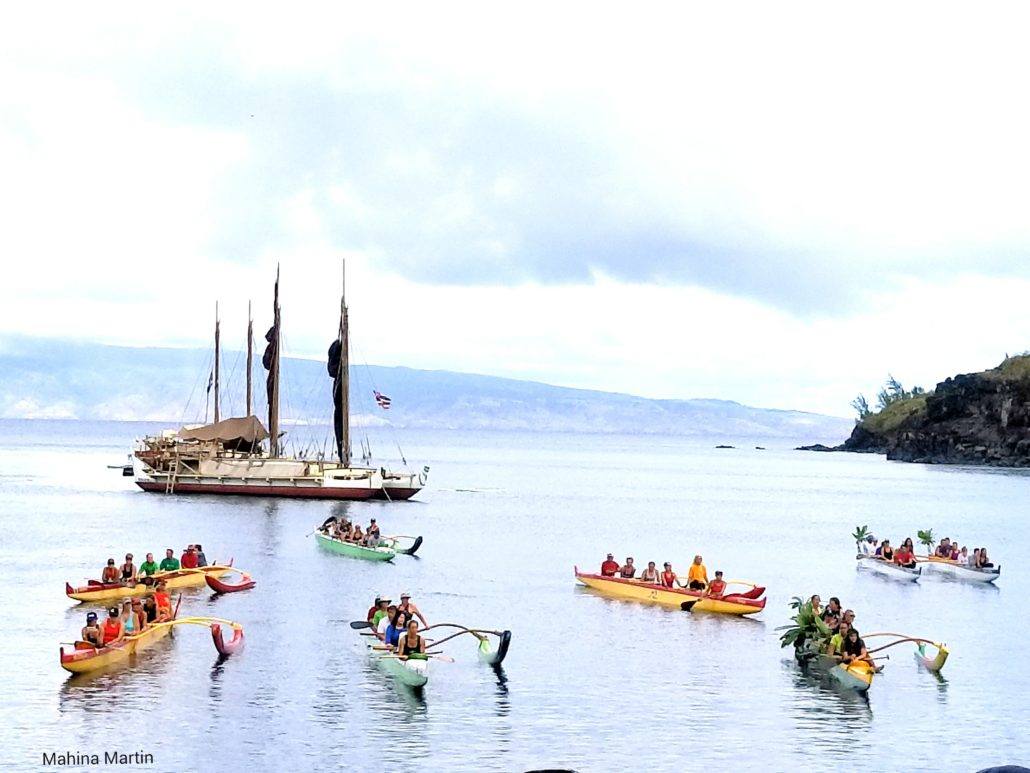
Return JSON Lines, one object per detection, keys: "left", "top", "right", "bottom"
{"left": 374, "top": 390, "right": 392, "bottom": 410}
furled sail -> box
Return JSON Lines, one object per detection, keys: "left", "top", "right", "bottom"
{"left": 262, "top": 272, "right": 281, "bottom": 456}
{"left": 328, "top": 339, "right": 344, "bottom": 464}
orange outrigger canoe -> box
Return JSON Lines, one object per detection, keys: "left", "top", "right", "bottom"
{"left": 574, "top": 567, "right": 766, "bottom": 616}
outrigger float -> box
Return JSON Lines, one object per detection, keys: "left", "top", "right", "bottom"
{"left": 205, "top": 567, "right": 256, "bottom": 594}
{"left": 352, "top": 621, "right": 512, "bottom": 691}
{"left": 65, "top": 563, "right": 236, "bottom": 603}
{"left": 573, "top": 567, "right": 766, "bottom": 616}
{"left": 60, "top": 599, "right": 245, "bottom": 675}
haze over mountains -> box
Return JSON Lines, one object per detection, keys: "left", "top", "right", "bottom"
{"left": 0, "top": 337, "right": 851, "bottom": 440}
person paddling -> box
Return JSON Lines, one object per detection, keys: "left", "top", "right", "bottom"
{"left": 81, "top": 611, "right": 102, "bottom": 647}
{"left": 139, "top": 553, "right": 159, "bottom": 578}
{"left": 384, "top": 610, "right": 408, "bottom": 648}
{"left": 396, "top": 619, "right": 426, "bottom": 658}
{"left": 101, "top": 558, "right": 119, "bottom": 584}
{"left": 159, "top": 549, "right": 180, "bottom": 572}
{"left": 841, "top": 628, "right": 875, "bottom": 668}
{"left": 101, "top": 607, "right": 124, "bottom": 646}
{"left": 826, "top": 620, "right": 851, "bottom": 659}
{"left": 706, "top": 570, "right": 727, "bottom": 597}
{"left": 640, "top": 561, "right": 660, "bottom": 584}
{"left": 397, "top": 592, "right": 428, "bottom": 627}
{"left": 376, "top": 605, "right": 398, "bottom": 641}
{"left": 660, "top": 562, "right": 678, "bottom": 588}
{"left": 120, "top": 554, "right": 137, "bottom": 584}
{"left": 370, "top": 597, "right": 392, "bottom": 630}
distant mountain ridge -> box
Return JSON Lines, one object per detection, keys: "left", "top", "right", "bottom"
{"left": 0, "top": 336, "right": 851, "bottom": 439}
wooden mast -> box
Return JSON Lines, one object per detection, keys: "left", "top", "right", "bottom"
{"left": 246, "top": 300, "right": 253, "bottom": 417}
{"left": 269, "top": 267, "right": 281, "bottom": 457}
{"left": 213, "top": 302, "right": 221, "bottom": 424}
{"left": 339, "top": 260, "right": 351, "bottom": 467}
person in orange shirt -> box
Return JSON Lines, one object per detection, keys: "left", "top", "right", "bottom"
{"left": 686, "top": 555, "right": 708, "bottom": 590}
{"left": 154, "top": 581, "right": 173, "bottom": 622}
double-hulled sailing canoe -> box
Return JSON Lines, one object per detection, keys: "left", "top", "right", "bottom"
{"left": 855, "top": 555, "right": 921, "bottom": 582}
{"left": 316, "top": 532, "right": 396, "bottom": 561}
{"left": 65, "top": 564, "right": 234, "bottom": 603}
{"left": 920, "top": 556, "right": 1000, "bottom": 583}
{"left": 573, "top": 567, "right": 766, "bottom": 616}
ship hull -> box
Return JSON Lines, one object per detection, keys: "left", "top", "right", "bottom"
{"left": 136, "top": 480, "right": 376, "bottom": 500}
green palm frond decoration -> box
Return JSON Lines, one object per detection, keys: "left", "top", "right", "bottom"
{"left": 852, "top": 525, "right": 869, "bottom": 544}
{"left": 917, "top": 529, "right": 935, "bottom": 551}
{"left": 779, "top": 597, "right": 834, "bottom": 649}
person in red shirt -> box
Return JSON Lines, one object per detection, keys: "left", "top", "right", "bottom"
{"left": 706, "top": 570, "right": 727, "bottom": 596}
{"left": 180, "top": 546, "right": 199, "bottom": 569}
{"left": 600, "top": 553, "right": 619, "bottom": 576}
{"left": 660, "top": 562, "right": 679, "bottom": 588}
{"left": 894, "top": 543, "right": 916, "bottom": 569}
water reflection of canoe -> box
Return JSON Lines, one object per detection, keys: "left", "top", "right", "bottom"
{"left": 855, "top": 556, "right": 921, "bottom": 582}
{"left": 66, "top": 564, "right": 234, "bottom": 603}
{"left": 316, "top": 532, "right": 396, "bottom": 561}
{"left": 921, "top": 557, "right": 1000, "bottom": 584}
{"left": 574, "top": 568, "right": 766, "bottom": 616}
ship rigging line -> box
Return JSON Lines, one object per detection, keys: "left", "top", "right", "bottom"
{"left": 352, "top": 338, "right": 409, "bottom": 469}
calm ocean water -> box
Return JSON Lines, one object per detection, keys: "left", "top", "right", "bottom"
{"left": 1, "top": 418, "right": 1028, "bottom": 773}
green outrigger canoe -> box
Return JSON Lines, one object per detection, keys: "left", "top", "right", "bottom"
{"left": 315, "top": 532, "right": 396, "bottom": 561}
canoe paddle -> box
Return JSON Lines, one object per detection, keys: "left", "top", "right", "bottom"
{"left": 680, "top": 601, "right": 699, "bottom": 612}
{"left": 350, "top": 620, "right": 372, "bottom": 630}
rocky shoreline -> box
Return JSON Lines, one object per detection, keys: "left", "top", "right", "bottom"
{"left": 798, "top": 357, "right": 1030, "bottom": 467}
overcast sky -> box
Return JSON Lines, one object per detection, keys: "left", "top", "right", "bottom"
{"left": 2, "top": 4, "right": 1030, "bottom": 416}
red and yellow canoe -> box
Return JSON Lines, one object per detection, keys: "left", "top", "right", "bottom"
{"left": 65, "top": 563, "right": 234, "bottom": 603}
{"left": 60, "top": 603, "right": 181, "bottom": 674}
{"left": 574, "top": 567, "right": 766, "bottom": 616}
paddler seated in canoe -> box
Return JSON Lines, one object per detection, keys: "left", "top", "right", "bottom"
{"left": 395, "top": 619, "right": 427, "bottom": 659}
{"left": 894, "top": 542, "right": 916, "bottom": 568}
{"left": 154, "top": 581, "right": 173, "bottom": 622}
{"left": 686, "top": 555, "right": 708, "bottom": 590}
{"left": 809, "top": 595, "right": 822, "bottom": 618}
{"left": 350, "top": 525, "right": 365, "bottom": 544}
{"left": 141, "top": 595, "right": 158, "bottom": 625}
{"left": 159, "top": 548, "right": 180, "bottom": 572}
{"left": 194, "top": 544, "right": 208, "bottom": 567}
{"left": 619, "top": 557, "right": 636, "bottom": 578}
{"left": 840, "top": 609, "right": 857, "bottom": 638}
{"left": 877, "top": 540, "right": 894, "bottom": 562}
{"left": 101, "top": 606, "right": 124, "bottom": 646}
{"left": 398, "top": 592, "right": 429, "bottom": 627}
{"left": 934, "top": 537, "right": 953, "bottom": 558}
{"left": 821, "top": 597, "right": 842, "bottom": 623}
{"left": 120, "top": 599, "right": 142, "bottom": 637}
{"left": 660, "top": 562, "right": 678, "bottom": 588}
{"left": 369, "top": 596, "right": 392, "bottom": 629}
{"left": 376, "top": 605, "right": 398, "bottom": 641}
{"left": 384, "top": 610, "right": 409, "bottom": 648}
{"left": 101, "top": 558, "right": 120, "bottom": 584}
{"left": 639, "top": 561, "right": 660, "bottom": 583}
{"left": 119, "top": 553, "right": 137, "bottom": 584}
{"left": 841, "top": 628, "right": 879, "bottom": 670}
{"left": 600, "top": 553, "right": 620, "bottom": 577}
{"left": 180, "top": 545, "right": 199, "bottom": 569}
{"left": 977, "top": 547, "right": 994, "bottom": 568}
{"left": 139, "top": 553, "right": 159, "bottom": 578}
{"left": 81, "top": 611, "right": 103, "bottom": 648}
{"left": 825, "top": 620, "right": 851, "bottom": 660}
{"left": 705, "top": 570, "right": 727, "bottom": 597}
{"left": 367, "top": 518, "right": 381, "bottom": 541}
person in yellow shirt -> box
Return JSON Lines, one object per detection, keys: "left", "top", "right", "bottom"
{"left": 686, "top": 554, "right": 708, "bottom": 590}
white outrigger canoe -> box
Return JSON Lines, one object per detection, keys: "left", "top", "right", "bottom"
{"left": 855, "top": 555, "right": 921, "bottom": 582}
{"left": 920, "top": 557, "right": 1000, "bottom": 584}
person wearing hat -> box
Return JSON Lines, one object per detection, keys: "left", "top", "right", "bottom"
{"left": 101, "top": 607, "right": 124, "bottom": 646}
{"left": 81, "top": 611, "right": 103, "bottom": 647}
{"left": 376, "top": 605, "right": 398, "bottom": 641}
{"left": 397, "top": 592, "right": 428, "bottom": 627}
{"left": 706, "top": 570, "right": 727, "bottom": 597}
{"left": 600, "top": 553, "right": 619, "bottom": 577}
{"left": 180, "top": 545, "right": 199, "bottom": 569}
{"left": 101, "top": 558, "right": 119, "bottom": 584}
{"left": 159, "top": 549, "right": 180, "bottom": 573}
{"left": 371, "top": 597, "right": 393, "bottom": 630}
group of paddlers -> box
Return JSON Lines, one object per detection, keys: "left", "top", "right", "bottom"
{"left": 861, "top": 535, "right": 994, "bottom": 569}
{"left": 99, "top": 545, "right": 208, "bottom": 585}
{"left": 599, "top": 553, "right": 729, "bottom": 596}
{"left": 320, "top": 516, "right": 382, "bottom": 547}
{"left": 365, "top": 592, "right": 430, "bottom": 658}
{"left": 807, "top": 594, "right": 875, "bottom": 668}
{"left": 78, "top": 582, "right": 175, "bottom": 649}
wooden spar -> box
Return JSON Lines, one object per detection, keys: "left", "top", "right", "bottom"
{"left": 246, "top": 300, "right": 253, "bottom": 417}
{"left": 339, "top": 259, "right": 350, "bottom": 466}
{"left": 269, "top": 266, "right": 281, "bottom": 457}
{"left": 214, "top": 302, "right": 221, "bottom": 423}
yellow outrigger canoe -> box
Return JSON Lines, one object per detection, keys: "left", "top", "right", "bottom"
{"left": 574, "top": 567, "right": 767, "bottom": 616}
{"left": 65, "top": 564, "right": 234, "bottom": 603}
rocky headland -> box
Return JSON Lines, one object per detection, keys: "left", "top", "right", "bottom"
{"left": 798, "top": 355, "right": 1030, "bottom": 467}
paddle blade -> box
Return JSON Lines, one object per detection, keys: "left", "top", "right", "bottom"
{"left": 350, "top": 620, "right": 372, "bottom": 629}
{"left": 681, "top": 601, "right": 698, "bottom": 612}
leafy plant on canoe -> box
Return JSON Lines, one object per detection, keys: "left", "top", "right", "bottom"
{"left": 917, "top": 529, "right": 935, "bottom": 553}
{"left": 777, "top": 596, "right": 833, "bottom": 650}
{"left": 852, "top": 525, "right": 870, "bottom": 547}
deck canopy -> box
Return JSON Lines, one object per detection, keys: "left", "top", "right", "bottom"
{"left": 178, "top": 416, "right": 269, "bottom": 445}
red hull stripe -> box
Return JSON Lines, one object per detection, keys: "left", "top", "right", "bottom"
{"left": 136, "top": 481, "right": 376, "bottom": 500}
